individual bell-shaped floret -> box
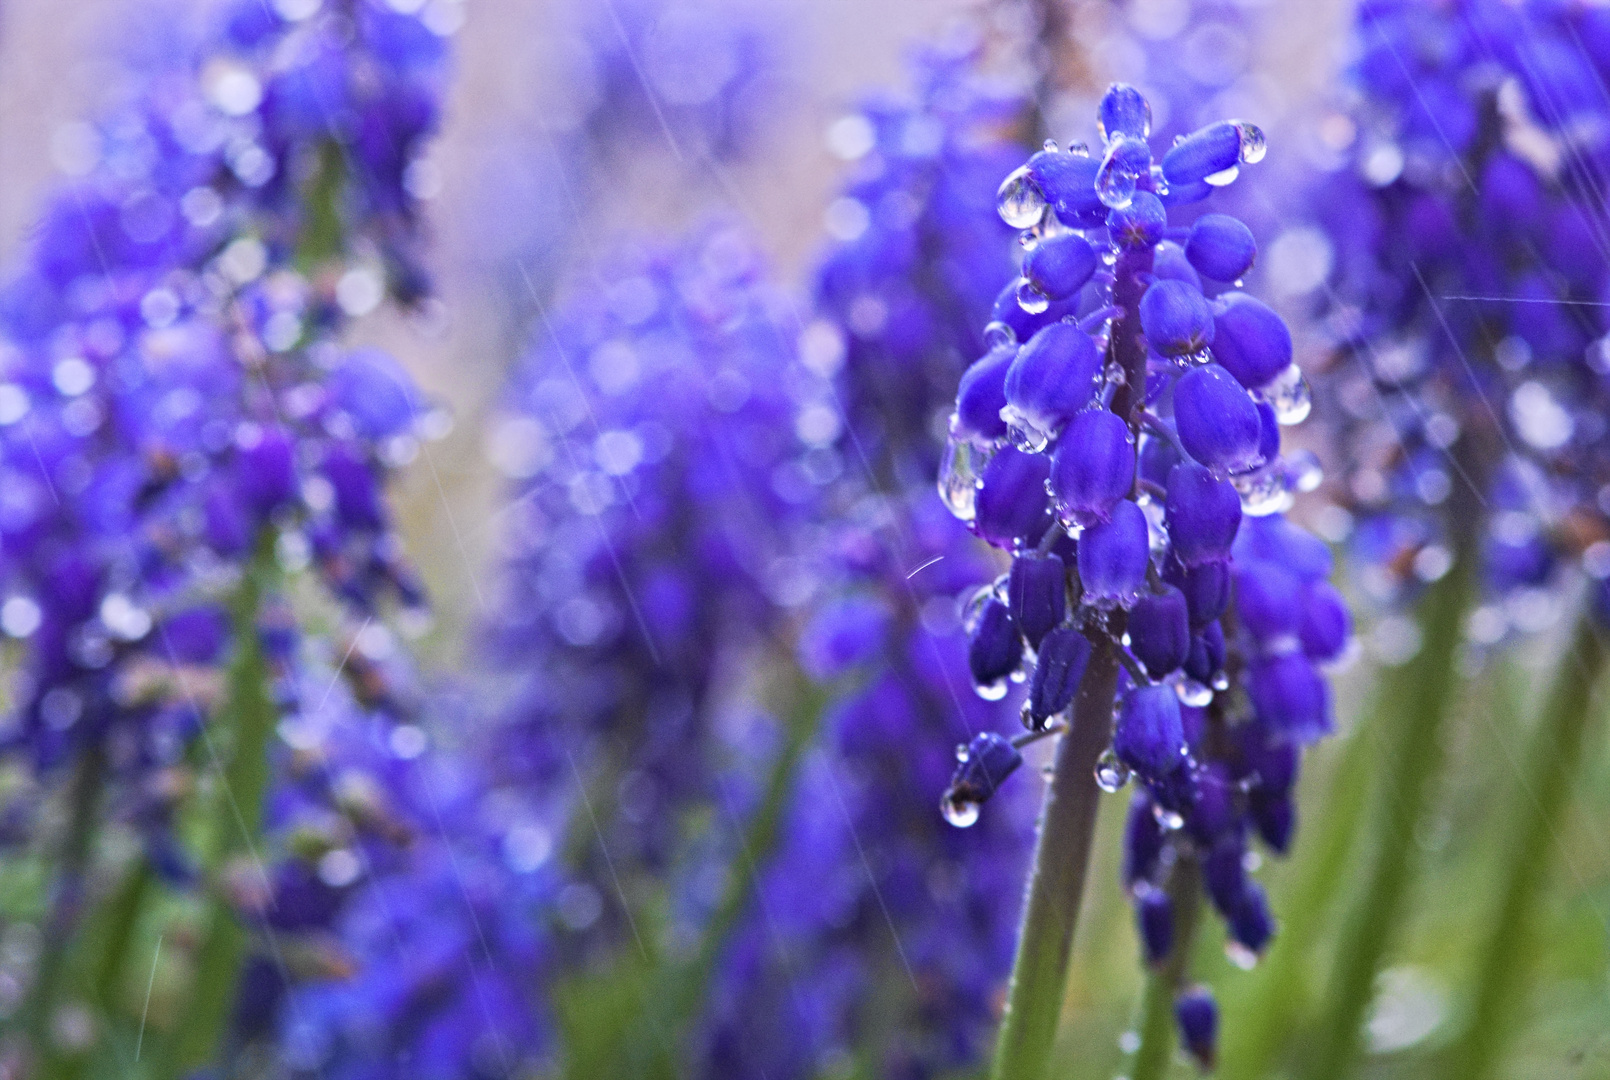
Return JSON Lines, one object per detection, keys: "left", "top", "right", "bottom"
{"left": 1235, "top": 561, "right": 1304, "bottom": 648}
{"left": 1252, "top": 790, "right": 1295, "bottom": 853}
{"left": 1139, "top": 428, "right": 1181, "bottom": 486}
{"left": 967, "top": 597, "right": 1022, "bottom": 696}
{"left": 1003, "top": 323, "right": 1103, "bottom": 449}
{"left": 1136, "top": 883, "right": 1174, "bottom": 964}
{"left": 1008, "top": 552, "right": 1066, "bottom": 650}
{"left": 952, "top": 343, "right": 1014, "bottom": 442}
{"left": 1187, "top": 761, "right": 1238, "bottom": 844}
{"left": 1299, "top": 580, "right": 1352, "bottom": 662}
{"left": 1051, "top": 409, "right": 1135, "bottom": 526}
{"left": 1099, "top": 82, "right": 1152, "bottom": 142}
{"left": 1228, "top": 880, "right": 1274, "bottom": 953}
{"left": 1023, "top": 232, "right": 1098, "bottom": 300}
{"left": 1166, "top": 557, "right": 1231, "bottom": 628}
{"left": 1027, "top": 149, "right": 1106, "bottom": 227}
{"left": 1078, "top": 498, "right": 1150, "bottom": 608}
{"left": 975, "top": 447, "right": 1053, "bottom": 549}
{"left": 1096, "top": 135, "right": 1153, "bottom": 210}
{"left": 1115, "top": 683, "right": 1189, "bottom": 777}
{"left": 1173, "top": 362, "right": 1264, "bottom": 473}
{"left": 238, "top": 427, "right": 298, "bottom": 516}
{"left": 1165, "top": 462, "right": 1242, "bottom": 566}
{"left": 1124, "top": 791, "right": 1166, "bottom": 885}
{"left": 1211, "top": 293, "right": 1293, "bottom": 391}
{"left": 1108, "top": 191, "right": 1167, "bottom": 251}
{"left": 943, "top": 731, "right": 1024, "bottom": 827}
{"left": 1026, "top": 626, "right": 1091, "bottom": 729}
{"left": 1175, "top": 987, "right": 1220, "bottom": 1071}
{"left": 1246, "top": 653, "right": 1331, "bottom": 743}
{"left": 1129, "top": 586, "right": 1190, "bottom": 677}
{"left": 1160, "top": 120, "right": 1264, "bottom": 187}
{"left": 1234, "top": 514, "right": 1334, "bottom": 581}
{"left": 1153, "top": 240, "right": 1203, "bottom": 290}
{"left": 1183, "top": 621, "right": 1226, "bottom": 686}
{"left": 1203, "top": 835, "right": 1249, "bottom": 914}
{"left": 1185, "top": 214, "right": 1257, "bottom": 282}
{"left": 1140, "top": 279, "right": 1215, "bottom": 357}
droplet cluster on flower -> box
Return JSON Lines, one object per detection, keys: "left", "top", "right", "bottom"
{"left": 938, "top": 82, "right": 1352, "bottom": 1058}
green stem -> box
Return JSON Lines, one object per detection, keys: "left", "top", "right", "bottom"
{"left": 1130, "top": 858, "right": 1204, "bottom": 1080}
{"left": 1440, "top": 608, "right": 1607, "bottom": 1080}
{"left": 163, "top": 538, "right": 278, "bottom": 1074}
{"left": 991, "top": 640, "right": 1122, "bottom": 1080}
{"left": 1217, "top": 684, "right": 1379, "bottom": 1079}
{"left": 1299, "top": 549, "right": 1477, "bottom": 1080}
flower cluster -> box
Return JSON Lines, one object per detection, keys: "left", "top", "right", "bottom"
{"left": 1310, "top": 0, "right": 1610, "bottom": 641}
{"left": 939, "top": 83, "right": 1350, "bottom": 1064}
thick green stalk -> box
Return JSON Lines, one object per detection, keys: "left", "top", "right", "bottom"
{"left": 1129, "top": 859, "right": 1204, "bottom": 1080}
{"left": 164, "top": 539, "right": 278, "bottom": 1073}
{"left": 1298, "top": 550, "right": 1477, "bottom": 1080}
{"left": 1440, "top": 610, "right": 1607, "bottom": 1080}
{"left": 991, "top": 641, "right": 1122, "bottom": 1080}
{"left": 1217, "top": 685, "right": 1378, "bottom": 1080}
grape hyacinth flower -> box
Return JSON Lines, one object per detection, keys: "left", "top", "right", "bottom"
{"left": 937, "top": 84, "right": 1348, "bottom": 1078}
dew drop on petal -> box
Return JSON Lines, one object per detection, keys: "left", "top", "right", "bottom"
{"left": 1095, "top": 748, "right": 1131, "bottom": 793}
{"left": 941, "top": 791, "right": 981, "bottom": 828}
{"left": 998, "top": 165, "right": 1048, "bottom": 228}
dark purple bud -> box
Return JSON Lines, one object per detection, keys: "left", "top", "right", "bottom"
{"left": 1210, "top": 293, "right": 1292, "bottom": 391}
{"left": 1140, "top": 280, "right": 1215, "bottom": 357}
{"left": 1183, "top": 621, "right": 1226, "bottom": 685}
{"left": 1099, "top": 83, "right": 1152, "bottom": 142}
{"left": 1078, "top": 499, "right": 1150, "bottom": 608}
{"left": 237, "top": 427, "right": 297, "bottom": 516}
{"left": 1124, "top": 791, "right": 1165, "bottom": 885}
{"left": 1299, "top": 581, "right": 1352, "bottom": 662}
{"left": 1024, "top": 233, "right": 1098, "bottom": 300}
{"left": 1229, "top": 881, "right": 1274, "bottom": 953}
{"left": 967, "top": 598, "right": 1023, "bottom": 692}
{"left": 1136, "top": 883, "right": 1174, "bottom": 964}
{"left": 1165, "top": 462, "right": 1241, "bottom": 566}
{"left": 1247, "top": 653, "right": 1331, "bottom": 743}
{"left": 1233, "top": 515, "right": 1333, "bottom": 581}
{"left": 1203, "top": 837, "right": 1248, "bottom": 914}
{"left": 1027, "top": 626, "right": 1091, "bottom": 728}
{"left": 946, "top": 731, "right": 1024, "bottom": 808}
{"left": 1188, "top": 761, "right": 1237, "bottom": 844}
{"left": 991, "top": 278, "right": 1081, "bottom": 340}
{"left": 1173, "top": 363, "right": 1264, "bottom": 473}
{"left": 1115, "top": 684, "right": 1188, "bottom": 777}
{"left": 1107, "top": 191, "right": 1167, "bottom": 251}
{"left": 1237, "top": 723, "right": 1299, "bottom": 794}
{"left": 1152, "top": 240, "right": 1203, "bottom": 290}
{"left": 1168, "top": 560, "right": 1230, "bottom": 627}
{"left": 975, "top": 447, "right": 1053, "bottom": 549}
{"left": 1009, "top": 553, "right": 1066, "bottom": 649}
{"left": 1051, "top": 409, "right": 1135, "bottom": 526}
{"left": 952, "top": 344, "right": 1014, "bottom": 442}
{"left": 324, "top": 444, "right": 383, "bottom": 530}
{"left": 1175, "top": 988, "right": 1219, "bottom": 1071}
{"left": 1161, "top": 120, "right": 1244, "bottom": 186}
{"left": 1252, "top": 791, "right": 1295, "bottom": 853}
{"left": 1129, "top": 586, "right": 1190, "bottom": 677}
{"left": 1139, "top": 429, "right": 1181, "bottom": 487}
{"left": 1235, "top": 562, "right": 1304, "bottom": 647}
{"left": 1004, "top": 323, "right": 1103, "bottom": 439}
{"left": 1027, "top": 150, "right": 1106, "bottom": 227}
{"left": 1186, "top": 214, "right": 1257, "bottom": 282}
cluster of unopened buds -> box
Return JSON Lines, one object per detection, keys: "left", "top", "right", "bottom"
{"left": 935, "top": 83, "right": 1352, "bottom": 1061}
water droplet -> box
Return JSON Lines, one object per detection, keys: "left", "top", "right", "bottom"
{"left": 975, "top": 678, "right": 1010, "bottom": 701}
{"left": 983, "top": 321, "right": 1017, "bottom": 349}
{"left": 1043, "top": 138, "right": 1060, "bottom": 153}
{"left": 1001, "top": 403, "right": 1055, "bottom": 454}
{"left": 997, "top": 165, "right": 1047, "bottom": 229}
{"left": 1258, "top": 362, "right": 1312, "bottom": 424}
{"left": 955, "top": 743, "right": 971, "bottom": 763}
{"left": 941, "top": 791, "right": 981, "bottom": 828}
{"left": 1119, "top": 1030, "right": 1141, "bottom": 1054}
{"left": 1211, "top": 672, "right": 1230, "bottom": 691}
{"left": 938, "top": 436, "right": 994, "bottom": 523}
{"left": 1225, "top": 941, "right": 1260, "bottom": 970}
{"left": 1179, "top": 347, "right": 1213, "bottom": 368}
{"left": 1204, "top": 163, "right": 1241, "bottom": 187}
{"left": 1234, "top": 122, "right": 1267, "bottom": 164}
{"left": 1095, "top": 749, "right": 1131, "bottom": 793}
{"left": 1096, "top": 137, "right": 1144, "bottom": 209}
{"left": 1233, "top": 465, "right": 1294, "bottom": 517}
{"left": 1016, "top": 279, "right": 1051, "bottom": 315}
{"left": 1068, "top": 141, "right": 1090, "bottom": 157}
{"left": 1175, "top": 677, "right": 1213, "bottom": 707}
{"left": 1149, "top": 164, "right": 1169, "bottom": 197}
{"left": 1153, "top": 805, "right": 1185, "bottom": 831}
{"left": 1286, "top": 450, "right": 1324, "bottom": 492}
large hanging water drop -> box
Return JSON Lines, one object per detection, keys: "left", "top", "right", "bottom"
{"left": 941, "top": 790, "right": 981, "bottom": 828}
{"left": 1095, "top": 748, "right": 1131, "bottom": 793}
{"left": 1233, "top": 464, "right": 1294, "bottom": 517}
{"left": 938, "top": 435, "right": 993, "bottom": 524}
{"left": 1016, "top": 278, "right": 1051, "bottom": 315}
{"left": 1234, "top": 122, "right": 1267, "bottom": 164}
{"left": 997, "top": 165, "right": 1047, "bottom": 228}
{"left": 1096, "top": 137, "right": 1148, "bottom": 210}
{"left": 1258, "top": 362, "right": 1312, "bottom": 424}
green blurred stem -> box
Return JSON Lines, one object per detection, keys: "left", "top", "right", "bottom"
{"left": 1217, "top": 689, "right": 1378, "bottom": 1079}
{"left": 991, "top": 640, "right": 1121, "bottom": 1080}
{"left": 165, "top": 536, "right": 278, "bottom": 1073}
{"left": 1441, "top": 608, "right": 1607, "bottom": 1080}
{"left": 1299, "top": 547, "right": 1477, "bottom": 1080}
{"left": 1129, "top": 858, "right": 1204, "bottom": 1080}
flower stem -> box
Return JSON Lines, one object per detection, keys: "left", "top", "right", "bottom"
{"left": 1298, "top": 547, "right": 1476, "bottom": 1080}
{"left": 1440, "top": 607, "right": 1607, "bottom": 1080}
{"left": 990, "top": 639, "right": 1121, "bottom": 1080}
{"left": 1129, "top": 856, "right": 1204, "bottom": 1080}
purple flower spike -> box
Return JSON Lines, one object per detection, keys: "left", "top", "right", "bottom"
{"left": 1247, "top": 653, "right": 1332, "bottom": 743}
{"left": 1165, "top": 462, "right": 1242, "bottom": 566}
{"left": 1139, "top": 279, "right": 1215, "bottom": 357}
{"left": 975, "top": 447, "right": 1054, "bottom": 548}
{"left": 1004, "top": 323, "right": 1104, "bottom": 444}
{"left": 1078, "top": 499, "right": 1150, "bottom": 608}
{"left": 1027, "top": 626, "right": 1092, "bottom": 728}
{"left": 1129, "top": 586, "right": 1190, "bottom": 678}
{"left": 1115, "top": 683, "right": 1188, "bottom": 777}
{"left": 1210, "top": 293, "right": 1292, "bottom": 391}
{"left": 1175, "top": 987, "right": 1220, "bottom": 1071}
{"left": 1024, "top": 233, "right": 1098, "bottom": 300}
{"left": 1009, "top": 552, "right": 1067, "bottom": 650}
{"left": 1107, "top": 191, "right": 1168, "bottom": 251}
{"left": 1185, "top": 214, "right": 1256, "bottom": 282}
{"left": 1173, "top": 362, "right": 1264, "bottom": 473}
{"left": 1136, "top": 883, "right": 1174, "bottom": 964}
{"left": 952, "top": 344, "right": 1015, "bottom": 442}
{"left": 1051, "top": 409, "right": 1136, "bottom": 526}
{"left": 967, "top": 597, "right": 1023, "bottom": 695}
